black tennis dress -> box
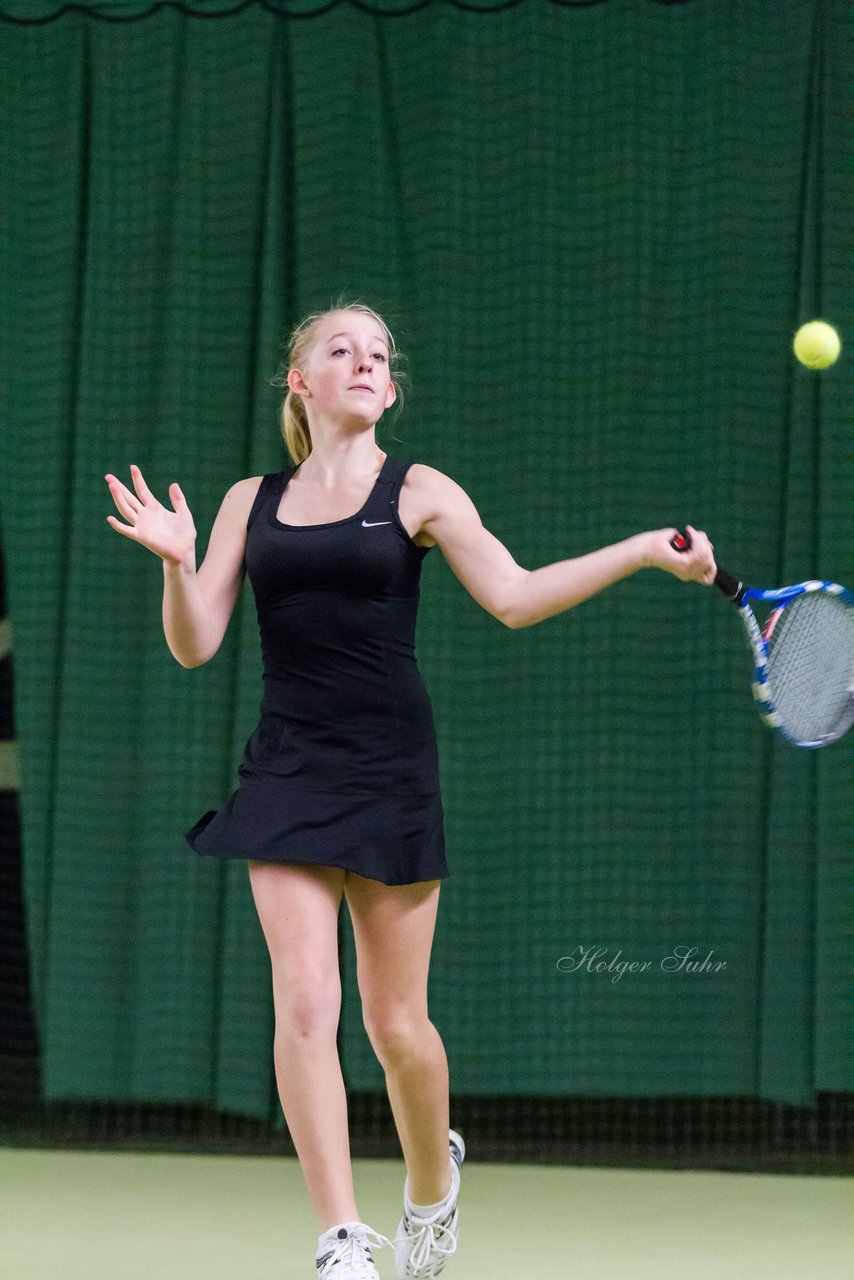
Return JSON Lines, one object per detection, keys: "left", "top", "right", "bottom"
{"left": 184, "top": 454, "right": 448, "bottom": 886}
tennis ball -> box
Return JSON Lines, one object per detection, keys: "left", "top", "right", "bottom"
{"left": 793, "top": 320, "right": 841, "bottom": 369}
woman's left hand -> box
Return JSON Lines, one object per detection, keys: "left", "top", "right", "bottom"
{"left": 643, "top": 524, "right": 717, "bottom": 585}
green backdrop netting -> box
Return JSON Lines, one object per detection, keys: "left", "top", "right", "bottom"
{"left": 1, "top": 0, "right": 851, "bottom": 1125}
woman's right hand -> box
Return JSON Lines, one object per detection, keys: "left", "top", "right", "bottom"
{"left": 105, "top": 464, "right": 197, "bottom": 565}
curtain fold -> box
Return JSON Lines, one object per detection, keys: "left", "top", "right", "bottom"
{"left": 1, "top": 0, "right": 850, "bottom": 1116}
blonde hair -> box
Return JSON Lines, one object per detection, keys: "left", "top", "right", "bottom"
{"left": 270, "top": 298, "right": 408, "bottom": 465}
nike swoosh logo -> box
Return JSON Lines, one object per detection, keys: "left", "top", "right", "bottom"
{"left": 316, "top": 1252, "right": 333, "bottom": 1270}
{"left": 362, "top": 519, "right": 391, "bottom": 527}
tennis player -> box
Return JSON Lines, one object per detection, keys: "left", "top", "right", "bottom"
{"left": 105, "top": 302, "right": 716, "bottom": 1280}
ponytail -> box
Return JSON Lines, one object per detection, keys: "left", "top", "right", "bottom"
{"left": 281, "top": 389, "right": 313, "bottom": 466}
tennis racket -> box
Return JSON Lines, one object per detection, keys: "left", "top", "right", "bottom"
{"left": 671, "top": 529, "right": 854, "bottom": 748}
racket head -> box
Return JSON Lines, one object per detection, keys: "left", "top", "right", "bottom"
{"left": 743, "top": 583, "right": 854, "bottom": 748}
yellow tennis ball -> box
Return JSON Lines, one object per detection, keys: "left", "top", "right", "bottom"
{"left": 793, "top": 320, "right": 841, "bottom": 369}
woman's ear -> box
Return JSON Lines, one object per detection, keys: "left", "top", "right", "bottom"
{"left": 288, "top": 367, "right": 311, "bottom": 397}
{"left": 385, "top": 381, "right": 397, "bottom": 409}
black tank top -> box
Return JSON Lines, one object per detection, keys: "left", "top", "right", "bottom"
{"left": 241, "top": 454, "right": 440, "bottom": 795}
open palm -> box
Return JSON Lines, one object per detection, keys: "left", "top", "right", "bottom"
{"left": 105, "top": 464, "right": 196, "bottom": 564}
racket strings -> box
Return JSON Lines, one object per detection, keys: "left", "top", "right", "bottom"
{"left": 765, "top": 594, "right": 854, "bottom": 745}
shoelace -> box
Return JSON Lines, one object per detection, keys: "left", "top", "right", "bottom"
{"left": 395, "top": 1213, "right": 458, "bottom": 1272}
{"left": 319, "top": 1225, "right": 394, "bottom": 1278}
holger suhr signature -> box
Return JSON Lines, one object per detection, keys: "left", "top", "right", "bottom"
{"left": 557, "top": 945, "right": 727, "bottom": 983}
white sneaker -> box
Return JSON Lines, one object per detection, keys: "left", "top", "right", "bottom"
{"left": 394, "top": 1130, "right": 465, "bottom": 1278}
{"left": 316, "top": 1221, "right": 393, "bottom": 1279}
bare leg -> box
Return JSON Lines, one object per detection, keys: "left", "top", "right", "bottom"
{"left": 344, "top": 872, "right": 452, "bottom": 1206}
{"left": 248, "top": 860, "right": 359, "bottom": 1234}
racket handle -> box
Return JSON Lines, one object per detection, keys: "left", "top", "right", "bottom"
{"left": 713, "top": 567, "right": 747, "bottom": 604}
{"left": 670, "top": 528, "right": 746, "bottom": 604}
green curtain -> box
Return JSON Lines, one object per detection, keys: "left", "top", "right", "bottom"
{"left": 1, "top": 0, "right": 850, "bottom": 1117}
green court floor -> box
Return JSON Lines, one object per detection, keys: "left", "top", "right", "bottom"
{"left": 2, "top": 1148, "right": 851, "bottom": 1279}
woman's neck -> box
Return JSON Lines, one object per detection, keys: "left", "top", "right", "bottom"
{"left": 297, "top": 431, "right": 386, "bottom": 487}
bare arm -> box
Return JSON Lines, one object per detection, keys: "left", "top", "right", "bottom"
{"left": 164, "top": 479, "right": 262, "bottom": 666}
{"left": 105, "top": 465, "right": 261, "bottom": 667}
{"left": 409, "top": 466, "right": 716, "bottom": 629}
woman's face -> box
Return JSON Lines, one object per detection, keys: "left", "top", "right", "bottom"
{"left": 290, "top": 311, "right": 397, "bottom": 423}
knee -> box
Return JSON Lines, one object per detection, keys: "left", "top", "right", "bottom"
{"left": 363, "top": 1005, "right": 430, "bottom": 1065}
{"left": 273, "top": 971, "right": 341, "bottom": 1041}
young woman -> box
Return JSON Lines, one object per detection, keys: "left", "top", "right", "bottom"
{"left": 105, "top": 303, "right": 716, "bottom": 1280}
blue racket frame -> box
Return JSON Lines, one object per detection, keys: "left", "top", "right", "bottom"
{"left": 670, "top": 529, "right": 854, "bottom": 748}
{"left": 736, "top": 580, "right": 854, "bottom": 747}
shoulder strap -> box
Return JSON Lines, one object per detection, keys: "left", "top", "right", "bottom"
{"left": 365, "top": 455, "right": 414, "bottom": 517}
{"left": 246, "top": 471, "right": 285, "bottom": 533}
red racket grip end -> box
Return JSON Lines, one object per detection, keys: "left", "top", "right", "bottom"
{"left": 670, "top": 528, "right": 691, "bottom": 552}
